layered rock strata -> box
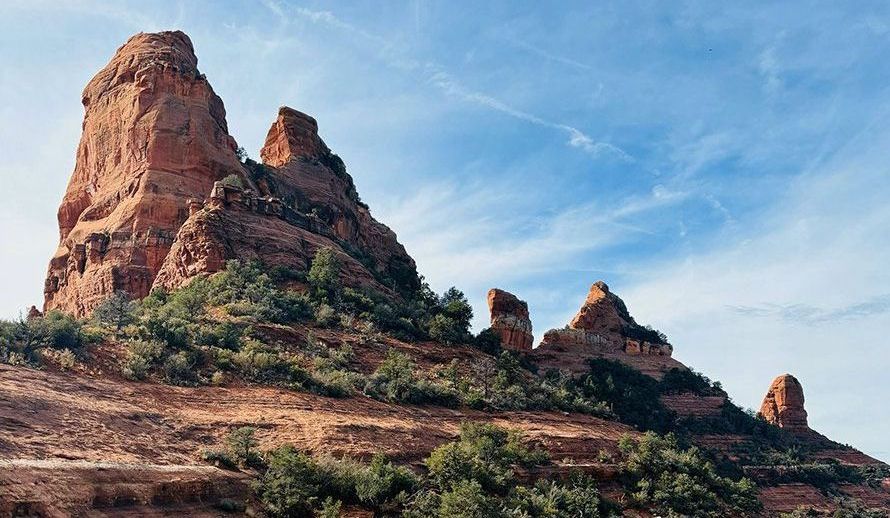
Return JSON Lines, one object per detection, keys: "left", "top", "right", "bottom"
{"left": 46, "top": 32, "right": 418, "bottom": 316}
{"left": 487, "top": 288, "right": 533, "bottom": 351}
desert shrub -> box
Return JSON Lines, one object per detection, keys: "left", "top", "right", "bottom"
{"left": 92, "top": 291, "right": 136, "bottom": 331}
{"left": 314, "top": 303, "right": 338, "bottom": 327}
{"left": 310, "top": 368, "right": 363, "bottom": 398}
{"left": 577, "top": 359, "right": 676, "bottom": 432}
{"left": 438, "top": 479, "right": 497, "bottom": 518}
{"left": 404, "top": 424, "right": 602, "bottom": 518}
{"left": 780, "top": 498, "right": 887, "bottom": 518}
{"left": 618, "top": 432, "right": 761, "bottom": 517}
{"left": 220, "top": 173, "right": 244, "bottom": 188}
{"left": 32, "top": 311, "right": 90, "bottom": 350}
{"left": 426, "top": 422, "right": 547, "bottom": 493}
{"left": 472, "top": 328, "right": 501, "bottom": 355}
{"left": 202, "top": 449, "right": 239, "bottom": 470}
{"left": 210, "top": 261, "right": 310, "bottom": 323}
{"left": 121, "top": 339, "right": 165, "bottom": 380}
{"left": 258, "top": 445, "right": 416, "bottom": 517}
{"left": 428, "top": 314, "right": 465, "bottom": 345}
{"left": 231, "top": 340, "right": 294, "bottom": 384}
{"left": 317, "top": 453, "right": 417, "bottom": 507}
{"left": 163, "top": 351, "right": 198, "bottom": 386}
{"left": 197, "top": 321, "right": 245, "bottom": 350}
{"left": 505, "top": 475, "right": 608, "bottom": 517}
{"left": 364, "top": 349, "right": 458, "bottom": 406}
{"left": 308, "top": 247, "right": 341, "bottom": 302}
{"left": 0, "top": 319, "right": 36, "bottom": 365}
{"left": 58, "top": 348, "right": 77, "bottom": 370}
{"left": 316, "top": 497, "right": 342, "bottom": 518}
{"left": 257, "top": 445, "right": 323, "bottom": 516}
{"left": 226, "top": 426, "right": 260, "bottom": 466}
{"left": 660, "top": 367, "right": 721, "bottom": 396}
{"left": 752, "top": 461, "right": 866, "bottom": 492}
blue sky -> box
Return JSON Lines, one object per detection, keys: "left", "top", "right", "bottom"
{"left": 1, "top": 1, "right": 888, "bottom": 460}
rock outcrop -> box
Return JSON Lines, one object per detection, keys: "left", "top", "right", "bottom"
{"left": 534, "top": 281, "right": 678, "bottom": 377}
{"left": 44, "top": 31, "right": 244, "bottom": 316}
{"left": 153, "top": 107, "right": 419, "bottom": 296}
{"left": 760, "top": 374, "right": 809, "bottom": 431}
{"left": 487, "top": 289, "right": 533, "bottom": 351}
{"left": 539, "top": 281, "right": 673, "bottom": 357}
{"left": 46, "top": 31, "right": 418, "bottom": 316}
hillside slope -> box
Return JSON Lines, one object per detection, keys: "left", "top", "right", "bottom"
{"left": 2, "top": 30, "right": 887, "bottom": 517}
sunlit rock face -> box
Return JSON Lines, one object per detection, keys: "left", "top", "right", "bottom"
{"left": 46, "top": 31, "right": 419, "bottom": 316}
{"left": 760, "top": 373, "right": 809, "bottom": 431}
{"left": 487, "top": 288, "right": 533, "bottom": 351}
{"left": 44, "top": 31, "right": 243, "bottom": 316}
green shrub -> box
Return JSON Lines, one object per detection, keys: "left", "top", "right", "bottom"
{"left": 32, "top": 311, "right": 90, "bottom": 350}
{"left": 660, "top": 368, "right": 721, "bottom": 396}
{"left": 202, "top": 449, "right": 239, "bottom": 471}
{"left": 364, "top": 349, "right": 418, "bottom": 402}
{"left": 428, "top": 314, "right": 465, "bottom": 345}
{"left": 58, "top": 348, "right": 77, "bottom": 370}
{"left": 316, "top": 497, "right": 342, "bottom": 518}
{"left": 257, "top": 445, "right": 323, "bottom": 516}
{"left": 472, "top": 328, "right": 501, "bottom": 355}
{"left": 314, "top": 303, "right": 338, "bottom": 327}
{"left": 121, "top": 339, "right": 164, "bottom": 380}
{"left": 92, "top": 291, "right": 136, "bottom": 331}
{"left": 226, "top": 426, "right": 260, "bottom": 466}
{"left": 506, "top": 475, "right": 608, "bottom": 517}
{"left": 220, "top": 173, "right": 244, "bottom": 188}
{"left": 618, "top": 432, "right": 761, "bottom": 517}
{"left": 426, "top": 422, "right": 547, "bottom": 493}
{"left": 163, "top": 351, "right": 198, "bottom": 386}
{"left": 232, "top": 340, "right": 293, "bottom": 384}
{"left": 577, "top": 359, "right": 676, "bottom": 432}
{"left": 438, "top": 479, "right": 497, "bottom": 518}
{"left": 364, "top": 349, "right": 458, "bottom": 406}
{"left": 308, "top": 247, "right": 341, "bottom": 302}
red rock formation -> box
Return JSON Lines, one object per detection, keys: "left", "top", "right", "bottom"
{"left": 760, "top": 374, "right": 809, "bottom": 431}
{"left": 487, "top": 289, "right": 533, "bottom": 351}
{"left": 46, "top": 32, "right": 419, "bottom": 314}
{"left": 534, "top": 281, "right": 677, "bottom": 377}
{"left": 253, "top": 107, "right": 417, "bottom": 292}
{"left": 44, "top": 31, "right": 244, "bottom": 316}
{"left": 569, "top": 281, "right": 625, "bottom": 337}
{"left": 153, "top": 106, "right": 418, "bottom": 296}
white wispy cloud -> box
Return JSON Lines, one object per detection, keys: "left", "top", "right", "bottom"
{"left": 620, "top": 118, "right": 890, "bottom": 460}
{"left": 505, "top": 37, "right": 593, "bottom": 71}
{"left": 262, "top": 1, "right": 630, "bottom": 161}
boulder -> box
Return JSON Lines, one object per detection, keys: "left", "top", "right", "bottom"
{"left": 760, "top": 374, "right": 809, "bottom": 431}
{"left": 487, "top": 289, "right": 533, "bottom": 351}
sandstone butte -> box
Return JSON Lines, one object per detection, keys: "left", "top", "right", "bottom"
{"left": 44, "top": 31, "right": 417, "bottom": 318}
{"left": 760, "top": 373, "right": 810, "bottom": 431}
{"left": 486, "top": 288, "right": 534, "bottom": 351}
{"left": 2, "top": 30, "right": 885, "bottom": 516}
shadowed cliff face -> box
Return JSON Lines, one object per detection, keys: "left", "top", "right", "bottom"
{"left": 45, "top": 32, "right": 418, "bottom": 317}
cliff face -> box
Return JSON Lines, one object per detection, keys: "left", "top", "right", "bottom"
{"left": 45, "top": 32, "right": 418, "bottom": 316}
{"left": 44, "top": 31, "right": 243, "bottom": 316}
